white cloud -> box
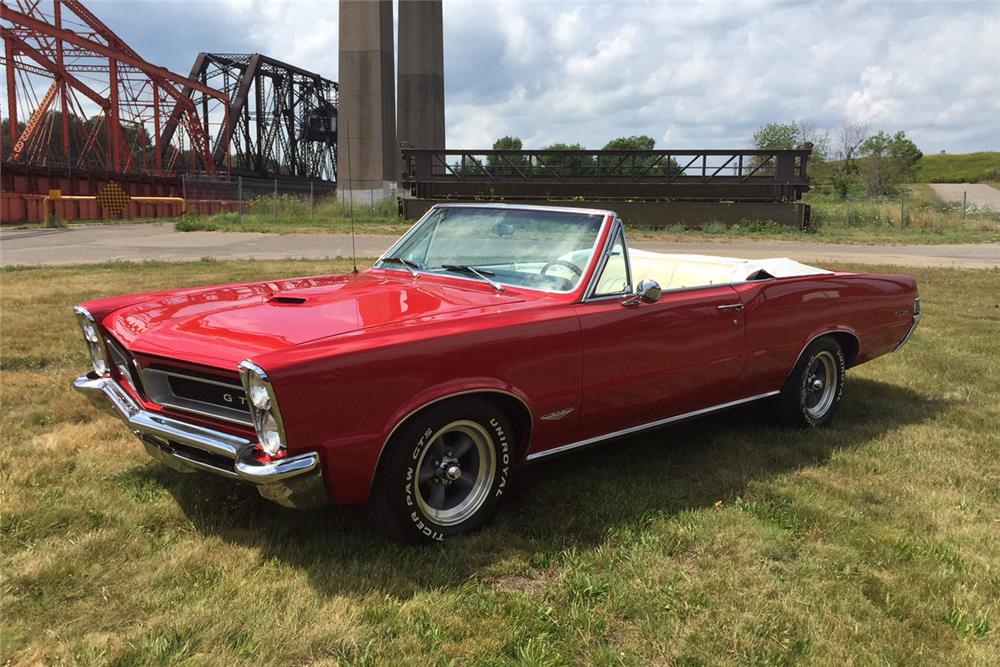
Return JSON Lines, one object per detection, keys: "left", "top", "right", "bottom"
{"left": 432, "top": 0, "right": 999, "bottom": 152}
{"left": 87, "top": 0, "right": 1000, "bottom": 153}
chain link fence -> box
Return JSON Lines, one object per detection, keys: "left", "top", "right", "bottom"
{"left": 181, "top": 175, "right": 344, "bottom": 220}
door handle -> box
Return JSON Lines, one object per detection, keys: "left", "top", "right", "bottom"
{"left": 717, "top": 303, "right": 744, "bottom": 311}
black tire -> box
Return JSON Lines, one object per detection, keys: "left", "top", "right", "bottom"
{"left": 368, "top": 397, "right": 513, "bottom": 544}
{"left": 772, "top": 337, "right": 846, "bottom": 428}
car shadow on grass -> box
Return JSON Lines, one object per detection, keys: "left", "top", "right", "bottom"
{"left": 142, "top": 377, "right": 944, "bottom": 599}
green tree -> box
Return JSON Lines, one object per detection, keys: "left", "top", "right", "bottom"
{"left": 752, "top": 121, "right": 829, "bottom": 179}
{"left": 858, "top": 130, "right": 923, "bottom": 196}
{"left": 601, "top": 135, "right": 680, "bottom": 176}
{"left": 752, "top": 123, "right": 799, "bottom": 151}
{"left": 603, "top": 135, "right": 656, "bottom": 151}
{"left": 830, "top": 123, "right": 868, "bottom": 198}
{"left": 486, "top": 135, "right": 529, "bottom": 175}
{"left": 492, "top": 135, "right": 523, "bottom": 151}
{"left": 751, "top": 122, "right": 798, "bottom": 175}
{"left": 888, "top": 131, "right": 923, "bottom": 181}
{"left": 540, "top": 142, "right": 594, "bottom": 176}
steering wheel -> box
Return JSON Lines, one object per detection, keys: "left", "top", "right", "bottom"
{"left": 539, "top": 259, "right": 583, "bottom": 278}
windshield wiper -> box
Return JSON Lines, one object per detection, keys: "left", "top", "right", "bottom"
{"left": 380, "top": 256, "right": 421, "bottom": 277}
{"left": 441, "top": 264, "right": 504, "bottom": 292}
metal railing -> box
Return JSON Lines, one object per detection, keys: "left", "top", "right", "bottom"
{"left": 401, "top": 147, "right": 813, "bottom": 202}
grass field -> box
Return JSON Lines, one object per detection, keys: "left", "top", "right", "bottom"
{"left": 810, "top": 152, "right": 1000, "bottom": 185}
{"left": 2, "top": 259, "right": 999, "bottom": 665}
{"left": 913, "top": 152, "right": 1000, "bottom": 184}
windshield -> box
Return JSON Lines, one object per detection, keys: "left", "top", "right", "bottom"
{"left": 378, "top": 207, "right": 606, "bottom": 293}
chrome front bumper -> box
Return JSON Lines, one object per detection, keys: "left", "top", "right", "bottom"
{"left": 74, "top": 373, "right": 327, "bottom": 509}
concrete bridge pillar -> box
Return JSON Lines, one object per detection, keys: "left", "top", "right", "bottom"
{"left": 398, "top": 0, "right": 446, "bottom": 157}
{"left": 337, "top": 0, "right": 397, "bottom": 204}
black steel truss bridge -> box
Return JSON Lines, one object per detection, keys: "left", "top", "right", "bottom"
{"left": 401, "top": 147, "right": 813, "bottom": 203}
{"left": 171, "top": 52, "right": 338, "bottom": 183}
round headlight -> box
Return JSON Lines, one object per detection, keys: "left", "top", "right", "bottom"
{"left": 90, "top": 341, "right": 109, "bottom": 375}
{"left": 76, "top": 307, "right": 109, "bottom": 375}
{"left": 259, "top": 411, "right": 283, "bottom": 456}
{"left": 82, "top": 322, "right": 100, "bottom": 344}
{"left": 247, "top": 373, "right": 271, "bottom": 410}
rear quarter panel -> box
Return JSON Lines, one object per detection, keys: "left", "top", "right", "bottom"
{"left": 734, "top": 272, "right": 918, "bottom": 395}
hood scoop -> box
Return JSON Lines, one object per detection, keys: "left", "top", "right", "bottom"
{"left": 268, "top": 295, "right": 308, "bottom": 305}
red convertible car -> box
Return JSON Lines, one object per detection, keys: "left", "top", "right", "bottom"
{"left": 74, "top": 203, "right": 920, "bottom": 543}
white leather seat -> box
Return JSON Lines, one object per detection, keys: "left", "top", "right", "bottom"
{"left": 629, "top": 250, "right": 739, "bottom": 290}
{"left": 562, "top": 247, "right": 832, "bottom": 294}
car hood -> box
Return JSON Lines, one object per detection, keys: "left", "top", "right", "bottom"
{"left": 103, "top": 272, "right": 526, "bottom": 369}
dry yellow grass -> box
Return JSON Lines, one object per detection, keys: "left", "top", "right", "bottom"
{"left": 1, "top": 259, "right": 998, "bottom": 664}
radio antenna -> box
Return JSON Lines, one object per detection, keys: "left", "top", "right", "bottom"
{"left": 343, "top": 118, "right": 359, "bottom": 274}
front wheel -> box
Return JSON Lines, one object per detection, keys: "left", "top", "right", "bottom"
{"left": 772, "top": 337, "right": 846, "bottom": 427}
{"left": 368, "top": 398, "right": 513, "bottom": 544}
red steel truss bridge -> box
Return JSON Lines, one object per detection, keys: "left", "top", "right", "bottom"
{"left": 1, "top": 0, "right": 228, "bottom": 178}
{"left": 1, "top": 1, "right": 338, "bottom": 223}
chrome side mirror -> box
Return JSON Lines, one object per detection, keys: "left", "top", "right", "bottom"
{"left": 622, "top": 279, "right": 662, "bottom": 307}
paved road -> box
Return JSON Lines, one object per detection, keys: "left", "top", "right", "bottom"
{"left": 929, "top": 183, "right": 1000, "bottom": 211}
{"left": 2, "top": 222, "right": 998, "bottom": 268}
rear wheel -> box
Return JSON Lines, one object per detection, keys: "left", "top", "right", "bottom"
{"left": 369, "top": 398, "right": 513, "bottom": 544}
{"left": 773, "top": 337, "right": 846, "bottom": 427}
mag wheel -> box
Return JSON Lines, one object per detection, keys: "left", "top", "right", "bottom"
{"left": 369, "top": 397, "right": 513, "bottom": 544}
{"left": 803, "top": 351, "right": 838, "bottom": 420}
{"left": 774, "top": 337, "right": 846, "bottom": 427}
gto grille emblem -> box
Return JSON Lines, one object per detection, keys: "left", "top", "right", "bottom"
{"left": 222, "top": 393, "right": 248, "bottom": 406}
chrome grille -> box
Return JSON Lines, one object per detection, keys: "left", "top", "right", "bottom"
{"left": 140, "top": 365, "right": 252, "bottom": 426}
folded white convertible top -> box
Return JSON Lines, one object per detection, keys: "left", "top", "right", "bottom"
{"left": 735, "top": 257, "right": 833, "bottom": 281}
{"left": 627, "top": 249, "right": 832, "bottom": 286}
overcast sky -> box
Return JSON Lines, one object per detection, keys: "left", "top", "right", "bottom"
{"left": 85, "top": 0, "right": 999, "bottom": 153}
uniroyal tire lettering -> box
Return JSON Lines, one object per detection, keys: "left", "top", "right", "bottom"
{"left": 490, "top": 417, "right": 510, "bottom": 497}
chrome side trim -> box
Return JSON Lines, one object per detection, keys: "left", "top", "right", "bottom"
{"left": 525, "top": 391, "right": 780, "bottom": 461}
{"left": 540, "top": 408, "right": 575, "bottom": 421}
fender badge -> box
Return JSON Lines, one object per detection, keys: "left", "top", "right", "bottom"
{"left": 540, "top": 408, "right": 575, "bottom": 421}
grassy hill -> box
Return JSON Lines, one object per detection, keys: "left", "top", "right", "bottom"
{"left": 810, "top": 151, "right": 1000, "bottom": 185}
{"left": 913, "top": 152, "right": 1000, "bottom": 183}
